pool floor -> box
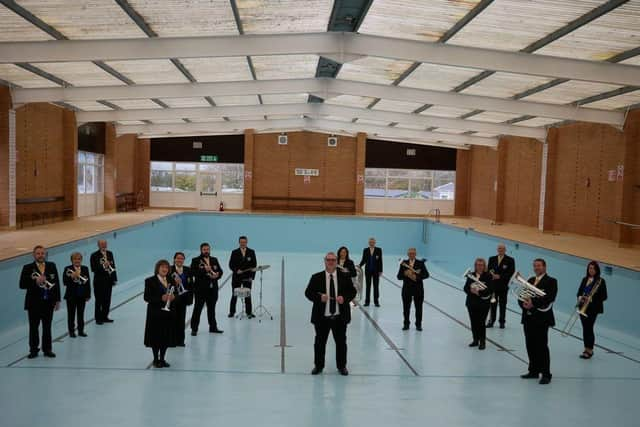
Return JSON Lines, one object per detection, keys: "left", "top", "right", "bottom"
{"left": 1, "top": 251, "right": 639, "bottom": 427}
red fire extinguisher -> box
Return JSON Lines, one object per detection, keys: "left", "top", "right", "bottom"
{"left": 219, "top": 201, "right": 224, "bottom": 212}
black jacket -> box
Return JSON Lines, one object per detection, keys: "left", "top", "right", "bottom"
{"left": 229, "top": 247, "right": 257, "bottom": 285}
{"left": 171, "top": 265, "right": 194, "bottom": 306}
{"left": 359, "top": 247, "right": 383, "bottom": 273}
{"left": 19, "top": 261, "right": 61, "bottom": 310}
{"left": 518, "top": 274, "right": 558, "bottom": 327}
{"left": 488, "top": 254, "right": 515, "bottom": 292}
{"left": 305, "top": 271, "right": 356, "bottom": 324}
{"left": 90, "top": 250, "right": 118, "bottom": 283}
{"left": 62, "top": 265, "right": 92, "bottom": 300}
{"left": 338, "top": 259, "right": 357, "bottom": 278}
{"left": 190, "top": 255, "right": 223, "bottom": 294}
{"left": 396, "top": 259, "right": 429, "bottom": 288}
{"left": 143, "top": 275, "right": 177, "bottom": 348}
{"left": 463, "top": 271, "right": 493, "bottom": 308}
{"left": 577, "top": 276, "right": 608, "bottom": 315}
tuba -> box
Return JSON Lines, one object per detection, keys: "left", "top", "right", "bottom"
{"left": 561, "top": 277, "right": 602, "bottom": 337}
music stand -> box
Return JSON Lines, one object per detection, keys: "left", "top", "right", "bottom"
{"left": 252, "top": 265, "right": 273, "bottom": 322}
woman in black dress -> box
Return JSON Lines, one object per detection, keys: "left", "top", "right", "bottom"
{"left": 63, "top": 252, "right": 91, "bottom": 337}
{"left": 144, "top": 259, "right": 177, "bottom": 368}
{"left": 464, "top": 258, "right": 493, "bottom": 350}
{"left": 577, "top": 260, "right": 608, "bottom": 359}
{"left": 337, "top": 246, "right": 359, "bottom": 302}
{"left": 171, "top": 252, "right": 193, "bottom": 347}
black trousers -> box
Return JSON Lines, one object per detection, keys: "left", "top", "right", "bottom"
{"left": 523, "top": 321, "right": 551, "bottom": 376}
{"left": 364, "top": 271, "right": 380, "bottom": 304}
{"left": 28, "top": 304, "right": 55, "bottom": 353}
{"left": 468, "top": 304, "right": 490, "bottom": 343}
{"left": 191, "top": 292, "right": 218, "bottom": 331}
{"left": 402, "top": 286, "right": 424, "bottom": 327}
{"left": 313, "top": 317, "right": 347, "bottom": 369}
{"left": 66, "top": 297, "right": 86, "bottom": 333}
{"left": 174, "top": 302, "right": 187, "bottom": 345}
{"left": 229, "top": 281, "right": 253, "bottom": 315}
{"left": 488, "top": 287, "right": 508, "bottom": 324}
{"left": 94, "top": 280, "right": 113, "bottom": 321}
{"left": 580, "top": 313, "right": 599, "bottom": 349}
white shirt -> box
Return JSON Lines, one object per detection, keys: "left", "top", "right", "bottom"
{"left": 534, "top": 273, "right": 546, "bottom": 286}
{"left": 324, "top": 270, "right": 339, "bottom": 317}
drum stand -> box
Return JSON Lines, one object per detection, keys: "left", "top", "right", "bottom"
{"left": 235, "top": 283, "right": 250, "bottom": 320}
{"left": 253, "top": 269, "right": 273, "bottom": 322}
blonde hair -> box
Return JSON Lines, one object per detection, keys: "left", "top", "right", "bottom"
{"left": 474, "top": 258, "right": 487, "bottom": 273}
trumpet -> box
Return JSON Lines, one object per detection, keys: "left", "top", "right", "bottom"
{"left": 65, "top": 268, "right": 88, "bottom": 284}
{"left": 509, "top": 271, "right": 547, "bottom": 303}
{"left": 463, "top": 268, "right": 488, "bottom": 292}
{"left": 161, "top": 285, "right": 175, "bottom": 312}
{"left": 101, "top": 256, "right": 116, "bottom": 274}
{"left": 171, "top": 272, "right": 189, "bottom": 295}
{"left": 31, "top": 271, "right": 56, "bottom": 290}
{"left": 561, "top": 277, "right": 602, "bottom": 337}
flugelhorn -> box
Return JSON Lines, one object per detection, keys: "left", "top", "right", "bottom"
{"left": 65, "top": 267, "right": 88, "bottom": 284}
{"left": 101, "top": 256, "right": 115, "bottom": 274}
{"left": 509, "top": 271, "right": 546, "bottom": 302}
{"left": 463, "top": 268, "right": 488, "bottom": 293}
{"left": 171, "top": 271, "right": 189, "bottom": 295}
{"left": 561, "top": 277, "right": 602, "bottom": 337}
{"left": 161, "top": 285, "right": 175, "bottom": 312}
{"left": 31, "top": 271, "right": 55, "bottom": 289}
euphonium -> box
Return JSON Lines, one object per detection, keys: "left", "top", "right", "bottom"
{"left": 509, "top": 271, "right": 547, "bottom": 302}
{"left": 561, "top": 277, "right": 602, "bottom": 337}
{"left": 65, "top": 268, "right": 88, "bottom": 284}
{"left": 463, "top": 268, "right": 488, "bottom": 293}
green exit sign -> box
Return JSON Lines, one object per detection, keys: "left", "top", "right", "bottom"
{"left": 200, "top": 155, "right": 218, "bottom": 162}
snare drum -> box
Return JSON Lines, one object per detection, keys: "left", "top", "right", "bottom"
{"left": 234, "top": 287, "right": 251, "bottom": 298}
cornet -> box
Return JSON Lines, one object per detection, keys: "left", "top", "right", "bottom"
{"left": 171, "top": 272, "right": 189, "bottom": 295}
{"left": 65, "top": 268, "right": 88, "bottom": 284}
{"left": 509, "top": 271, "right": 547, "bottom": 303}
{"left": 31, "top": 271, "right": 56, "bottom": 289}
{"left": 199, "top": 260, "right": 217, "bottom": 279}
{"left": 399, "top": 258, "right": 423, "bottom": 282}
{"left": 161, "top": 285, "right": 175, "bottom": 312}
{"left": 101, "top": 256, "right": 116, "bottom": 274}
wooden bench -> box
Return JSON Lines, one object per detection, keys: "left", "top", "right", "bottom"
{"left": 16, "top": 196, "right": 72, "bottom": 229}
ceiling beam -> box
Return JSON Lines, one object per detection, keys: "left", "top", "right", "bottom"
{"left": 77, "top": 103, "right": 546, "bottom": 139}
{"left": 2, "top": 33, "right": 640, "bottom": 87}
{"left": 14, "top": 78, "right": 624, "bottom": 126}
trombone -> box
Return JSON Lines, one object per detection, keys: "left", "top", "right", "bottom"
{"left": 31, "top": 271, "right": 56, "bottom": 289}
{"left": 65, "top": 268, "right": 88, "bottom": 284}
{"left": 561, "top": 277, "right": 603, "bottom": 337}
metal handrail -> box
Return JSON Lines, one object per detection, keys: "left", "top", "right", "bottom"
{"left": 427, "top": 208, "right": 441, "bottom": 223}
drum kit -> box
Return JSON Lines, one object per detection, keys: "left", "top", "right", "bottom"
{"left": 234, "top": 264, "right": 273, "bottom": 322}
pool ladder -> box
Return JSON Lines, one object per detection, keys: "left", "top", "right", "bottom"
{"left": 427, "top": 208, "right": 441, "bottom": 223}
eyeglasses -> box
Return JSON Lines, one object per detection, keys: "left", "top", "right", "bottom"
{"left": 325, "top": 258, "right": 338, "bottom": 262}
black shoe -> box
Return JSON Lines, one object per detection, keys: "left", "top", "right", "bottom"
{"left": 228, "top": 313, "right": 235, "bottom": 318}
{"left": 69, "top": 332, "right": 76, "bottom": 338}
{"left": 479, "top": 342, "right": 486, "bottom": 350}
{"left": 521, "top": 372, "right": 539, "bottom": 379}
{"left": 402, "top": 325, "right": 410, "bottom": 331}
{"left": 364, "top": 302, "right": 370, "bottom": 307}
{"left": 499, "top": 323, "right": 505, "bottom": 329}
{"left": 338, "top": 368, "right": 349, "bottom": 376}
{"left": 177, "top": 343, "right": 186, "bottom": 347}
{"left": 374, "top": 303, "right": 380, "bottom": 307}
{"left": 311, "top": 367, "right": 323, "bottom": 375}
{"left": 78, "top": 332, "right": 88, "bottom": 337}
{"left": 191, "top": 330, "right": 197, "bottom": 336}
{"left": 43, "top": 351, "right": 56, "bottom": 358}
{"left": 209, "top": 329, "right": 224, "bottom": 334}
{"left": 103, "top": 318, "right": 114, "bottom": 323}
{"left": 248, "top": 314, "right": 256, "bottom": 319}
{"left": 416, "top": 325, "right": 423, "bottom": 331}
{"left": 95, "top": 321, "right": 104, "bottom": 325}
{"left": 27, "top": 352, "right": 38, "bottom": 359}
{"left": 160, "top": 360, "right": 171, "bottom": 368}
{"left": 539, "top": 376, "right": 552, "bottom": 385}
{"left": 153, "top": 360, "right": 163, "bottom": 368}
{"left": 486, "top": 322, "right": 494, "bottom": 328}
{"left": 468, "top": 341, "right": 479, "bottom": 347}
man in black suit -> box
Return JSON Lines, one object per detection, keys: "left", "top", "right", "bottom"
{"left": 396, "top": 248, "right": 429, "bottom": 331}
{"left": 19, "top": 245, "right": 61, "bottom": 358}
{"left": 228, "top": 236, "right": 257, "bottom": 318}
{"left": 190, "top": 242, "right": 224, "bottom": 335}
{"left": 62, "top": 252, "right": 91, "bottom": 337}
{"left": 519, "top": 258, "right": 557, "bottom": 385}
{"left": 358, "top": 237, "right": 383, "bottom": 307}
{"left": 305, "top": 252, "right": 356, "bottom": 376}
{"left": 487, "top": 243, "right": 515, "bottom": 328}
{"left": 90, "top": 239, "right": 117, "bottom": 324}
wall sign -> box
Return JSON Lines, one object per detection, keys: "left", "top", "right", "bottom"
{"left": 295, "top": 168, "right": 320, "bottom": 176}
{"left": 607, "top": 170, "right": 617, "bottom": 182}
{"left": 200, "top": 155, "right": 218, "bottom": 162}
{"left": 303, "top": 175, "right": 311, "bottom": 184}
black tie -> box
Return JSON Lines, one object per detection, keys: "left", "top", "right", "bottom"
{"left": 329, "top": 274, "right": 336, "bottom": 315}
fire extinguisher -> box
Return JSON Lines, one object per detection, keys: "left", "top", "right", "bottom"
{"left": 219, "top": 201, "right": 224, "bottom": 212}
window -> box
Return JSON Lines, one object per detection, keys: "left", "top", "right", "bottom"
{"left": 150, "top": 162, "right": 244, "bottom": 194}
{"left": 174, "top": 163, "right": 197, "bottom": 192}
{"left": 221, "top": 164, "right": 244, "bottom": 193}
{"left": 77, "top": 150, "right": 104, "bottom": 195}
{"left": 364, "top": 168, "right": 455, "bottom": 200}
{"left": 150, "top": 162, "right": 173, "bottom": 192}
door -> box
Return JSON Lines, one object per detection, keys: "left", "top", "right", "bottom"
{"left": 198, "top": 164, "right": 221, "bottom": 211}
